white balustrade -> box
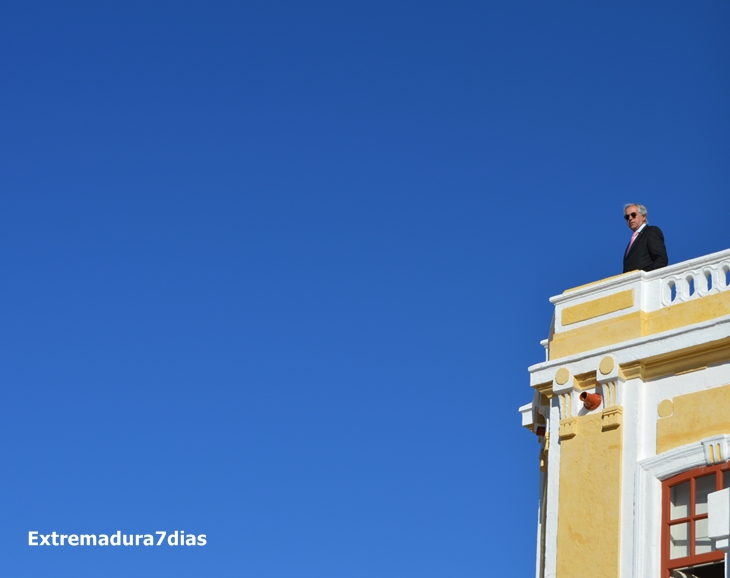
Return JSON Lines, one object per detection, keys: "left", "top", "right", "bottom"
{"left": 659, "top": 257, "right": 730, "bottom": 306}
{"left": 550, "top": 249, "right": 730, "bottom": 334}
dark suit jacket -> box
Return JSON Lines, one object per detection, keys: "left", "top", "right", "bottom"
{"left": 623, "top": 225, "right": 668, "bottom": 273}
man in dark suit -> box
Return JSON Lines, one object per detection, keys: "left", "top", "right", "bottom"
{"left": 623, "top": 203, "right": 668, "bottom": 273}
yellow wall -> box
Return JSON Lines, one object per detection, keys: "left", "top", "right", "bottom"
{"left": 550, "top": 312, "right": 644, "bottom": 359}
{"left": 551, "top": 291, "right": 730, "bottom": 359}
{"left": 656, "top": 383, "right": 730, "bottom": 454}
{"left": 562, "top": 290, "right": 634, "bottom": 326}
{"left": 645, "top": 291, "right": 730, "bottom": 335}
{"left": 556, "top": 412, "right": 622, "bottom": 578}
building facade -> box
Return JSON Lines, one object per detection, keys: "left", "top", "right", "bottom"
{"left": 520, "top": 249, "right": 730, "bottom": 578}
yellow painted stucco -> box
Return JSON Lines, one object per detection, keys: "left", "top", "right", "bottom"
{"left": 644, "top": 291, "right": 730, "bottom": 335}
{"left": 615, "top": 336, "right": 730, "bottom": 382}
{"left": 599, "top": 356, "right": 615, "bottom": 375}
{"left": 561, "top": 289, "right": 634, "bottom": 326}
{"left": 641, "top": 337, "right": 730, "bottom": 380}
{"left": 555, "top": 367, "right": 570, "bottom": 385}
{"left": 550, "top": 311, "right": 644, "bottom": 359}
{"left": 556, "top": 412, "right": 622, "bottom": 578}
{"left": 550, "top": 290, "right": 730, "bottom": 359}
{"left": 574, "top": 371, "right": 597, "bottom": 391}
{"left": 657, "top": 399, "right": 674, "bottom": 418}
{"left": 656, "top": 383, "right": 730, "bottom": 454}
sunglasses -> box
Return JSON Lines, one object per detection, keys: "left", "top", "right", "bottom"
{"left": 624, "top": 212, "right": 638, "bottom": 221}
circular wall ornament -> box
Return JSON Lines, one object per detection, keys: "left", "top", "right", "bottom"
{"left": 658, "top": 399, "right": 674, "bottom": 418}
{"left": 599, "top": 356, "right": 615, "bottom": 375}
{"left": 555, "top": 367, "right": 570, "bottom": 385}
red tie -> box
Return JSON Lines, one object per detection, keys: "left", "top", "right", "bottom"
{"left": 625, "top": 230, "right": 639, "bottom": 256}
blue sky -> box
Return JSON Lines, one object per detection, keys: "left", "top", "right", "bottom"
{"left": 1, "top": 2, "right": 729, "bottom": 576}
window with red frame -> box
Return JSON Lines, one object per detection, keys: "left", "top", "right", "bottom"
{"left": 662, "top": 462, "right": 730, "bottom": 578}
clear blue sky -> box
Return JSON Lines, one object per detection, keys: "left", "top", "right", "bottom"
{"left": 2, "top": 2, "right": 729, "bottom": 576}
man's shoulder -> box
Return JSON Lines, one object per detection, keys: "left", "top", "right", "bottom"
{"left": 644, "top": 225, "right": 664, "bottom": 235}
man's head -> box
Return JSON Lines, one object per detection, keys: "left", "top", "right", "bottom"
{"left": 624, "top": 203, "right": 648, "bottom": 232}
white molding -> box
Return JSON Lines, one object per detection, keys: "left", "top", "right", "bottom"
{"left": 618, "top": 378, "right": 639, "bottom": 578}
{"left": 639, "top": 442, "right": 708, "bottom": 480}
{"left": 542, "top": 397, "right": 561, "bottom": 578}
{"left": 519, "top": 402, "right": 534, "bottom": 428}
{"left": 528, "top": 314, "right": 730, "bottom": 386}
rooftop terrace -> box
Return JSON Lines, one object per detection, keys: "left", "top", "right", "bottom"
{"left": 545, "top": 248, "right": 730, "bottom": 360}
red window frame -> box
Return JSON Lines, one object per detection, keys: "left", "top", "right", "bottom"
{"left": 661, "top": 461, "right": 730, "bottom": 577}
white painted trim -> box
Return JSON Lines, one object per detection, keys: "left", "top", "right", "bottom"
{"left": 520, "top": 402, "right": 534, "bottom": 428}
{"left": 550, "top": 270, "right": 643, "bottom": 306}
{"left": 542, "top": 396, "right": 562, "bottom": 578}
{"left": 540, "top": 339, "right": 549, "bottom": 361}
{"left": 535, "top": 470, "right": 546, "bottom": 578}
{"left": 618, "top": 378, "right": 639, "bottom": 578}
{"left": 529, "top": 314, "right": 730, "bottom": 386}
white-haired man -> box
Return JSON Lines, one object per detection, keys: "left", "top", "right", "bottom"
{"left": 623, "top": 203, "right": 668, "bottom": 273}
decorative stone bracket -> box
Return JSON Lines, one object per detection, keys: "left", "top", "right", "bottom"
{"left": 702, "top": 435, "right": 730, "bottom": 465}
{"left": 597, "top": 355, "right": 623, "bottom": 431}
{"left": 601, "top": 407, "right": 622, "bottom": 431}
{"left": 551, "top": 357, "right": 628, "bottom": 438}
{"left": 552, "top": 367, "right": 578, "bottom": 440}
{"left": 559, "top": 416, "right": 577, "bottom": 440}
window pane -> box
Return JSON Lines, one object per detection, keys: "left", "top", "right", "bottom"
{"left": 670, "top": 522, "right": 689, "bottom": 559}
{"left": 671, "top": 562, "right": 725, "bottom": 578}
{"left": 695, "top": 474, "right": 716, "bottom": 515}
{"left": 695, "top": 518, "right": 714, "bottom": 555}
{"left": 724, "top": 470, "right": 730, "bottom": 489}
{"left": 670, "top": 481, "right": 690, "bottom": 520}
